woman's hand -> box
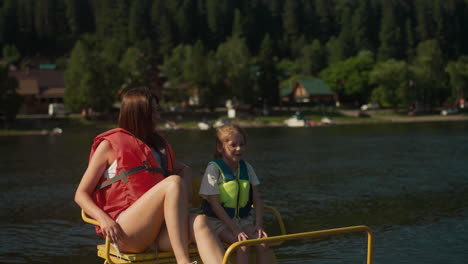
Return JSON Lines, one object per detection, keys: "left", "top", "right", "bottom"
{"left": 100, "top": 217, "right": 124, "bottom": 244}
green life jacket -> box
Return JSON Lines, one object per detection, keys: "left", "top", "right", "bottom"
{"left": 202, "top": 158, "right": 252, "bottom": 218}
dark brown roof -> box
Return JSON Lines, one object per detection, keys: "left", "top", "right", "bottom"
{"left": 41, "top": 87, "right": 64, "bottom": 98}
{"left": 9, "top": 69, "right": 65, "bottom": 97}
{"left": 17, "top": 79, "right": 40, "bottom": 95}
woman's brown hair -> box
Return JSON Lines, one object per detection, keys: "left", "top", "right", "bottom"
{"left": 118, "top": 87, "right": 159, "bottom": 145}
{"left": 213, "top": 124, "right": 247, "bottom": 158}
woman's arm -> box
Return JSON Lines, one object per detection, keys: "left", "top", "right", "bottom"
{"left": 74, "top": 140, "right": 123, "bottom": 242}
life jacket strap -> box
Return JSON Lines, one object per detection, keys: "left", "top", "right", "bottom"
{"left": 97, "top": 162, "right": 167, "bottom": 190}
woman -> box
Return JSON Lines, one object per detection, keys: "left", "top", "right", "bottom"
{"left": 75, "top": 87, "right": 224, "bottom": 264}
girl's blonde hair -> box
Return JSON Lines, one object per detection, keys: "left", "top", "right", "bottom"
{"left": 213, "top": 124, "right": 247, "bottom": 158}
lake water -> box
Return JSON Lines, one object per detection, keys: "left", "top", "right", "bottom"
{"left": 1, "top": 121, "right": 467, "bottom": 264}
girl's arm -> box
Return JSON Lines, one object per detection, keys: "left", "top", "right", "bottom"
{"left": 207, "top": 195, "right": 249, "bottom": 241}
{"left": 252, "top": 185, "right": 268, "bottom": 238}
{"left": 172, "top": 160, "right": 192, "bottom": 203}
{"left": 74, "top": 140, "right": 123, "bottom": 243}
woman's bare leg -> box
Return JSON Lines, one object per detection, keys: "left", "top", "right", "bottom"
{"left": 189, "top": 214, "right": 224, "bottom": 264}
{"left": 158, "top": 214, "right": 225, "bottom": 264}
{"left": 116, "top": 175, "right": 190, "bottom": 263}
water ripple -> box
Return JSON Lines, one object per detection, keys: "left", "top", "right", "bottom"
{"left": 0, "top": 220, "right": 99, "bottom": 263}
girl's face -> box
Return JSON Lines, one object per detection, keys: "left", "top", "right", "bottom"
{"left": 218, "top": 131, "right": 246, "bottom": 165}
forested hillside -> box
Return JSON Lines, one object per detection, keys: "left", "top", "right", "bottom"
{"left": 1, "top": 0, "right": 467, "bottom": 112}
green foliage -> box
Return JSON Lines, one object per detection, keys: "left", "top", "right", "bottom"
{"left": 378, "top": 2, "right": 403, "bottom": 61}
{"left": 216, "top": 36, "right": 251, "bottom": 102}
{"left": 257, "top": 34, "right": 279, "bottom": 104}
{"left": 2, "top": 0, "right": 468, "bottom": 110}
{"left": 119, "top": 46, "right": 149, "bottom": 90}
{"left": 128, "top": 0, "right": 148, "bottom": 45}
{"left": 301, "top": 39, "right": 326, "bottom": 76}
{"left": 65, "top": 0, "right": 94, "bottom": 36}
{"left": 278, "top": 58, "right": 301, "bottom": 78}
{"left": 445, "top": 56, "right": 468, "bottom": 100}
{"left": 411, "top": 39, "right": 449, "bottom": 106}
{"left": 326, "top": 36, "right": 345, "bottom": 65}
{"left": 162, "top": 41, "right": 218, "bottom": 106}
{"left": 231, "top": 9, "right": 244, "bottom": 38}
{"left": 320, "top": 51, "right": 375, "bottom": 103}
{"left": 282, "top": 0, "right": 299, "bottom": 40}
{"left": 0, "top": 65, "right": 20, "bottom": 126}
{"left": 370, "top": 59, "right": 410, "bottom": 108}
{"left": 64, "top": 37, "right": 120, "bottom": 113}
{"left": 2, "top": 45, "right": 21, "bottom": 66}
{"left": 352, "top": 0, "right": 373, "bottom": 51}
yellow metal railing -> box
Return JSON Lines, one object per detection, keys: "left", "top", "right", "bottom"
{"left": 222, "top": 225, "right": 373, "bottom": 264}
{"left": 81, "top": 210, "right": 115, "bottom": 264}
{"left": 82, "top": 203, "right": 287, "bottom": 264}
{"left": 262, "top": 205, "right": 287, "bottom": 247}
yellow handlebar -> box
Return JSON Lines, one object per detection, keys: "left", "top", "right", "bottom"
{"left": 222, "top": 225, "right": 373, "bottom": 264}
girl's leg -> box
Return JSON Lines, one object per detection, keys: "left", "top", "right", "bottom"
{"left": 255, "top": 244, "right": 271, "bottom": 264}
{"left": 116, "top": 175, "right": 191, "bottom": 263}
{"left": 189, "top": 214, "right": 224, "bottom": 264}
{"left": 236, "top": 246, "right": 250, "bottom": 264}
{"left": 219, "top": 229, "right": 249, "bottom": 264}
{"left": 243, "top": 225, "right": 271, "bottom": 264}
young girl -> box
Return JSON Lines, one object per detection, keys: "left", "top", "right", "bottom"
{"left": 75, "top": 87, "right": 223, "bottom": 264}
{"left": 199, "top": 124, "right": 271, "bottom": 264}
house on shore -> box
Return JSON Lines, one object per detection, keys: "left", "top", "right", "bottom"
{"left": 8, "top": 66, "right": 65, "bottom": 114}
{"left": 280, "top": 76, "right": 338, "bottom": 107}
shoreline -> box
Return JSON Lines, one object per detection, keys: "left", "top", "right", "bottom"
{"left": 2, "top": 113, "right": 467, "bottom": 135}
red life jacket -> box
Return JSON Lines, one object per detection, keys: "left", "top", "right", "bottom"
{"left": 90, "top": 128, "right": 174, "bottom": 236}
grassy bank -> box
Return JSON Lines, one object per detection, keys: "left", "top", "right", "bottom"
{"left": 1, "top": 109, "right": 467, "bottom": 135}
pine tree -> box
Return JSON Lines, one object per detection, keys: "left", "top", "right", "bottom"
{"left": 258, "top": 34, "right": 279, "bottom": 105}
{"left": 352, "top": 0, "right": 372, "bottom": 51}
{"left": 216, "top": 36, "right": 251, "bottom": 101}
{"left": 175, "top": 0, "right": 197, "bottom": 44}
{"left": 445, "top": 56, "right": 468, "bottom": 101}
{"left": 1, "top": 0, "right": 18, "bottom": 45}
{"left": 231, "top": 8, "right": 244, "bottom": 38}
{"left": 336, "top": 3, "right": 355, "bottom": 59}
{"left": 128, "top": 0, "right": 147, "bottom": 45}
{"left": 377, "top": 1, "right": 402, "bottom": 61}
{"left": 0, "top": 64, "right": 20, "bottom": 128}
{"left": 301, "top": 39, "right": 326, "bottom": 76}
{"left": 282, "top": 0, "right": 299, "bottom": 44}
{"left": 65, "top": 37, "right": 119, "bottom": 113}
{"left": 157, "top": 15, "right": 175, "bottom": 58}
{"left": 414, "top": 0, "right": 430, "bottom": 41}
{"left": 405, "top": 19, "right": 415, "bottom": 59}
{"left": 411, "top": 39, "right": 448, "bottom": 108}
{"left": 315, "top": 0, "right": 336, "bottom": 43}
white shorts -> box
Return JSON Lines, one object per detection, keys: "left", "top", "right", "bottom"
{"left": 206, "top": 215, "right": 254, "bottom": 235}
